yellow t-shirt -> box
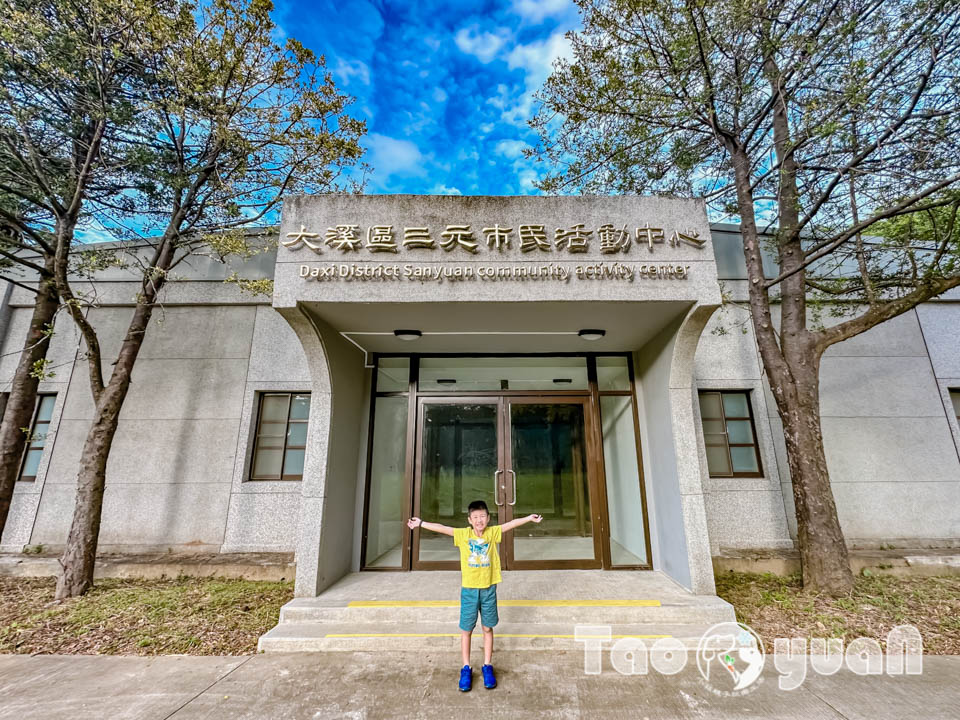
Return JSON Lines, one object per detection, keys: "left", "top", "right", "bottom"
{"left": 453, "top": 525, "right": 502, "bottom": 588}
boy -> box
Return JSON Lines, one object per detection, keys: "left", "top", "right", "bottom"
{"left": 407, "top": 501, "right": 542, "bottom": 691}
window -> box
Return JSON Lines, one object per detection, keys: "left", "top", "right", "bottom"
{"left": 951, "top": 390, "right": 960, "bottom": 423}
{"left": 597, "top": 355, "right": 649, "bottom": 567}
{"left": 364, "top": 357, "right": 411, "bottom": 568}
{"left": 250, "top": 393, "right": 310, "bottom": 480}
{"left": 19, "top": 394, "right": 56, "bottom": 482}
{"left": 698, "top": 390, "right": 762, "bottom": 477}
{"left": 418, "top": 356, "right": 588, "bottom": 391}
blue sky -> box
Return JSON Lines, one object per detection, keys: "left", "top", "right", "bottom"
{"left": 274, "top": 0, "right": 580, "bottom": 195}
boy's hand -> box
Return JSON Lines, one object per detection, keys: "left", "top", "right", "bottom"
{"left": 406, "top": 517, "right": 423, "bottom": 529}
{"left": 500, "top": 513, "right": 543, "bottom": 533}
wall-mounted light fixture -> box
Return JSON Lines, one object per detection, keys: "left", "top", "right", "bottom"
{"left": 578, "top": 329, "right": 606, "bottom": 341}
{"left": 393, "top": 329, "right": 422, "bottom": 341}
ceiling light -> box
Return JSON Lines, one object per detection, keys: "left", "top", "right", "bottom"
{"left": 393, "top": 329, "right": 422, "bottom": 341}
{"left": 578, "top": 329, "right": 606, "bottom": 341}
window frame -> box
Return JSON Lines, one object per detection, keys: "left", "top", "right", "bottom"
{"left": 698, "top": 389, "right": 764, "bottom": 478}
{"left": 950, "top": 389, "right": 960, "bottom": 424}
{"left": 18, "top": 393, "right": 56, "bottom": 482}
{"left": 248, "top": 391, "right": 310, "bottom": 481}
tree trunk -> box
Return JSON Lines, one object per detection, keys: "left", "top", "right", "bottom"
{"left": 0, "top": 266, "right": 59, "bottom": 539}
{"left": 55, "top": 300, "right": 156, "bottom": 599}
{"left": 729, "top": 138, "right": 854, "bottom": 596}
{"left": 776, "top": 347, "right": 855, "bottom": 595}
{"left": 54, "top": 384, "right": 122, "bottom": 598}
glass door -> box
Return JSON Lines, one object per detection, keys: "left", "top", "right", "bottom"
{"left": 412, "top": 399, "right": 503, "bottom": 568}
{"left": 411, "top": 396, "right": 601, "bottom": 570}
{"left": 503, "top": 397, "right": 601, "bottom": 569}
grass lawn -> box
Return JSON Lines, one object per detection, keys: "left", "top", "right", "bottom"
{"left": 715, "top": 571, "right": 960, "bottom": 654}
{"left": 0, "top": 576, "right": 293, "bottom": 655}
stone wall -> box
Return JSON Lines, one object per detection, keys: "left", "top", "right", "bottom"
{"left": 696, "top": 295, "right": 960, "bottom": 551}
{"left": 2, "top": 210, "right": 957, "bottom": 572}
{"left": 0, "top": 257, "right": 308, "bottom": 554}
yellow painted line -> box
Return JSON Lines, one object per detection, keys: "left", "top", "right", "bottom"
{"left": 346, "top": 599, "right": 661, "bottom": 608}
{"left": 327, "top": 633, "right": 463, "bottom": 638}
{"left": 347, "top": 601, "right": 459, "bottom": 608}
{"left": 501, "top": 600, "right": 661, "bottom": 608}
{"left": 325, "top": 633, "right": 672, "bottom": 639}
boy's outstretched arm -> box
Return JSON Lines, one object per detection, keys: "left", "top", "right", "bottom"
{"left": 500, "top": 514, "right": 543, "bottom": 533}
{"left": 407, "top": 517, "right": 455, "bottom": 536}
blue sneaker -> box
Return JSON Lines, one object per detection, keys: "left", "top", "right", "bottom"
{"left": 459, "top": 665, "right": 472, "bottom": 692}
{"left": 482, "top": 664, "right": 496, "bottom": 689}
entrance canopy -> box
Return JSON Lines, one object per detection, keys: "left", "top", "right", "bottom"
{"left": 272, "top": 195, "right": 723, "bottom": 599}
{"left": 302, "top": 299, "right": 694, "bottom": 357}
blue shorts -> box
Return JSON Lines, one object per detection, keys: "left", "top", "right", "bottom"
{"left": 459, "top": 584, "right": 499, "bottom": 632}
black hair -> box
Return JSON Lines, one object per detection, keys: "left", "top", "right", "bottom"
{"left": 467, "top": 500, "right": 489, "bottom": 515}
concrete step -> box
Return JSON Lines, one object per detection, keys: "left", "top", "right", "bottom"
{"left": 277, "top": 596, "right": 735, "bottom": 626}
{"left": 258, "top": 570, "right": 737, "bottom": 654}
{"left": 258, "top": 621, "right": 720, "bottom": 652}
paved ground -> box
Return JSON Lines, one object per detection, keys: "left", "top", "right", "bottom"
{"left": 0, "top": 652, "right": 956, "bottom": 719}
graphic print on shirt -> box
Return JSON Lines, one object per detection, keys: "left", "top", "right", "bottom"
{"left": 467, "top": 537, "right": 491, "bottom": 568}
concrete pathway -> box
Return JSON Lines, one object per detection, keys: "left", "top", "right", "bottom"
{"left": 0, "top": 652, "right": 957, "bottom": 719}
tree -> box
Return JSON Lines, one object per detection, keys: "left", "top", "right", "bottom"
{"left": 530, "top": 0, "right": 960, "bottom": 594}
{"left": 0, "top": 0, "right": 171, "bottom": 541}
{"left": 52, "top": 0, "right": 365, "bottom": 598}
{"left": 0, "top": 0, "right": 363, "bottom": 594}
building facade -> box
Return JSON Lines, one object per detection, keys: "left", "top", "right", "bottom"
{"left": 1, "top": 195, "right": 958, "bottom": 598}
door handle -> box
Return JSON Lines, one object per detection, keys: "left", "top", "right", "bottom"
{"left": 494, "top": 469, "right": 504, "bottom": 505}
{"left": 507, "top": 469, "right": 517, "bottom": 506}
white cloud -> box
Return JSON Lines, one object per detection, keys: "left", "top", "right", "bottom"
{"left": 488, "top": 83, "right": 513, "bottom": 111}
{"left": 364, "top": 134, "right": 428, "bottom": 185}
{"left": 507, "top": 31, "right": 573, "bottom": 79}
{"left": 432, "top": 86, "right": 448, "bottom": 103}
{"left": 331, "top": 58, "right": 371, "bottom": 87}
{"left": 431, "top": 184, "right": 462, "bottom": 195}
{"left": 501, "top": 31, "right": 573, "bottom": 128}
{"left": 495, "top": 139, "right": 530, "bottom": 159}
{"left": 454, "top": 24, "right": 512, "bottom": 63}
{"left": 493, "top": 140, "right": 541, "bottom": 194}
{"left": 492, "top": 84, "right": 529, "bottom": 128}
{"left": 76, "top": 226, "right": 119, "bottom": 243}
{"left": 518, "top": 168, "right": 540, "bottom": 192}
{"left": 511, "top": 0, "right": 572, "bottom": 23}
{"left": 399, "top": 100, "right": 440, "bottom": 136}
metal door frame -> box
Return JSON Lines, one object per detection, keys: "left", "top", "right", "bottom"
{"left": 501, "top": 395, "right": 603, "bottom": 570}
{"left": 360, "top": 353, "right": 653, "bottom": 572}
